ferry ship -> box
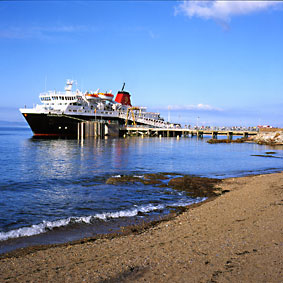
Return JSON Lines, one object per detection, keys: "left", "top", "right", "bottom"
{"left": 20, "top": 80, "right": 170, "bottom": 136}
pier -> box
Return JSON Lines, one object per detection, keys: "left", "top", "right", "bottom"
{"left": 77, "top": 121, "right": 119, "bottom": 139}
{"left": 121, "top": 126, "right": 258, "bottom": 139}
{"left": 77, "top": 122, "right": 258, "bottom": 139}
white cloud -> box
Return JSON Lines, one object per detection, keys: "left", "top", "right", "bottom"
{"left": 0, "top": 25, "right": 91, "bottom": 40}
{"left": 176, "top": 0, "right": 282, "bottom": 22}
{"left": 167, "top": 104, "right": 222, "bottom": 111}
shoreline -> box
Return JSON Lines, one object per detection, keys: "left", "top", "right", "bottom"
{"left": 0, "top": 194, "right": 216, "bottom": 259}
{"left": 1, "top": 171, "right": 282, "bottom": 282}
{"left": 0, "top": 170, "right": 278, "bottom": 257}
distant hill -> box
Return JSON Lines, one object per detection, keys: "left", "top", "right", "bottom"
{"left": 0, "top": 120, "right": 27, "bottom": 127}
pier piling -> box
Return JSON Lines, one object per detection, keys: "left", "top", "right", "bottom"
{"left": 77, "top": 121, "right": 119, "bottom": 139}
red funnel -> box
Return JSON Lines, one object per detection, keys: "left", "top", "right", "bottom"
{"left": 115, "top": 91, "right": 132, "bottom": 106}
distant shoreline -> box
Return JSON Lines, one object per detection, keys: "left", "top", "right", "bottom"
{"left": 0, "top": 123, "right": 29, "bottom": 128}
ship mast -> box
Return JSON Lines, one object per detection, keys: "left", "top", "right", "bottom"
{"left": 65, "top": 80, "right": 73, "bottom": 92}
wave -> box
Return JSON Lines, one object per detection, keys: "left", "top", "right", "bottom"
{"left": 0, "top": 200, "right": 203, "bottom": 242}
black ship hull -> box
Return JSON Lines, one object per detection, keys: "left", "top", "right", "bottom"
{"left": 22, "top": 113, "right": 122, "bottom": 137}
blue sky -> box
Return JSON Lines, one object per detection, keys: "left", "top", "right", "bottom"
{"left": 0, "top": 1, "right": 282, "bottom": 127}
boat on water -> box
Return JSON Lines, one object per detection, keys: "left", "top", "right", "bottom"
{"left": 20, "top": 80, "right": 171, "bottom": 137}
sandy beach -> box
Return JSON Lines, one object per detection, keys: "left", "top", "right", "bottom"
{"left": 0, "top": 172, "right": 282, "bottom": 282}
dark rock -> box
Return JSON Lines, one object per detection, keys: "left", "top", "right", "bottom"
{"left": 251, "top": 154, "right": 281, "bottom": 159}
{"left": 143, "top": 173, "right": 169, "bottom": 185}
{"left": 207, "top": 139, "right": 230, "bottom": 144}
{"left": 106, "top": 173, "right": 224, "bottom": 199}
{"left": 167, "top": 176, "right": 222, "bottom": 198}
{"left": 106, "top": 173, "right": 169, "bottom": 186}
{"left": 143, "top": 179, "right": 162, "bottom": 185}
{"left": 106, "top": 176, "right": 143, "bottom": 185}
{"left": 207, "top": 138, "right": 248, "bottom": 144}
{"left": 144, "top": 173, "right": 169, "bottom": 180}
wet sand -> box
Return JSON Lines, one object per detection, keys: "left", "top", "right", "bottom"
{"left": 1, "top": 172, "right": 282, "bottom": 282}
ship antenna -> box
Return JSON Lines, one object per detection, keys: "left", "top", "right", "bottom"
{"left": 121, "top": 82, "right": 125, "bottom": 91}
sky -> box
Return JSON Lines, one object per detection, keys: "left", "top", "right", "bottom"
{"left": 0, "top": 1, "right": 282, "bottom": 127}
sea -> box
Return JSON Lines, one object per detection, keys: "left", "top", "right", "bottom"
{"left": 0, "top": 126, "right": 282, "bottom": 254}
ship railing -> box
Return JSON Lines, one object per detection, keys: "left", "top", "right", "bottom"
{"left": 40, "top": 91, "right": 76, "bottom": 96}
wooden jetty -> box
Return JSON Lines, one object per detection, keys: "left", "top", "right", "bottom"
{"left": 121, "top": 126, "right": 258, "bottom": 139}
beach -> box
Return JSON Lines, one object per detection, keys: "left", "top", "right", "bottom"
{"left": 1, "top": 172, "right": 282, "bottom": 282}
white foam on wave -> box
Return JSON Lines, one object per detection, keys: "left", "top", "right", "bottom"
{"left": 169, "top": 197, "right": 206, "bottom": 207}
{"left": 0, "top": 217, "right": 89, "bottom": 242}
{"left": 0, "top": 199, "right": 206, "bottom": 242}
{"left": 0, "top": 203, "right": 165, "bottom": 241}
{"left": 112, "top": 175, "right": 121, "bottom": 178}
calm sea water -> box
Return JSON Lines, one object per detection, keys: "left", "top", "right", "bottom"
{"left": 0, "top": 126, "right": 282, "bottom": 254}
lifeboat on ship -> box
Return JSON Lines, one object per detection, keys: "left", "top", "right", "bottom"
{"left": 98, "top": 91, "right": 114, "bottom": 101}
{"left": 85, "top": 89, "right": 100, "bottom": 101}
